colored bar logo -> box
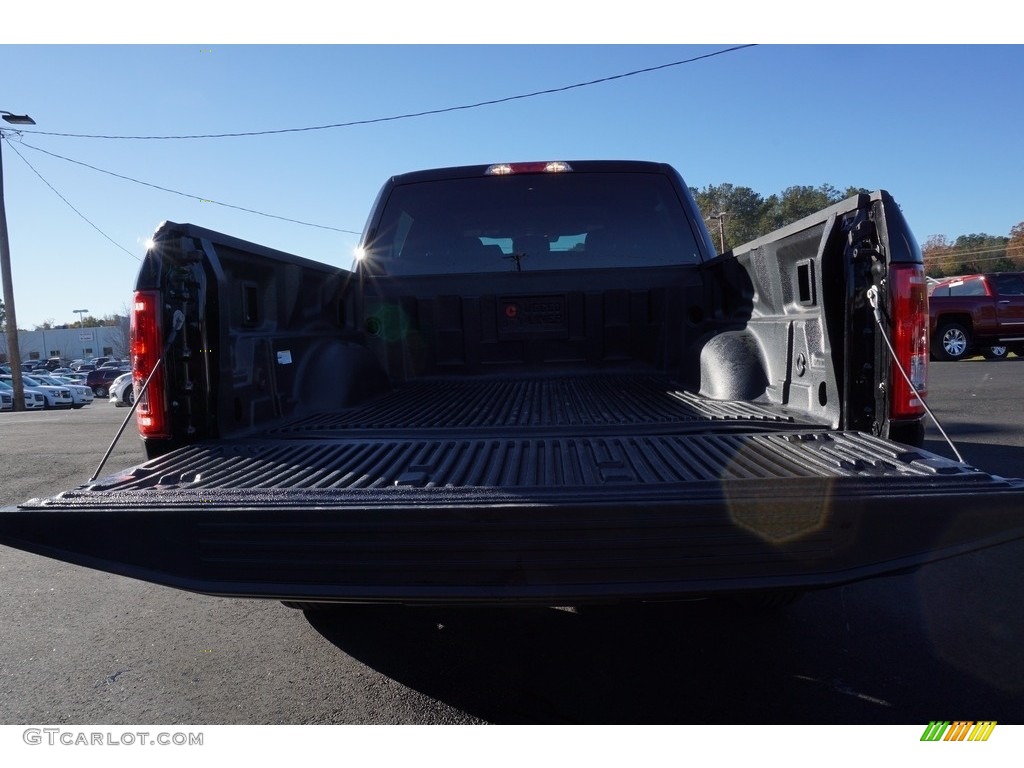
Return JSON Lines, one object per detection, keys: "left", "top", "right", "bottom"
{"left": 920, "top": 721, "right": 997, "bottom": 741}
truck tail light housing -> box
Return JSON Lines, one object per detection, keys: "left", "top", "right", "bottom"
{"left": 889, "top": 264, "right": 928, "bottom": 420}
{"left": 484, "top": 161, "right": 573, "bottom": 175}
{"left": 131, "top": 290, "right": 170, "bottom": 438}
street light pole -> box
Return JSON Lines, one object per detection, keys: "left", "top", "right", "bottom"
{"left": 0, "top": 110, "right": 35, "bottom": 411}
{"left": 73, "top": 308, "right": 90, "bottom": 360}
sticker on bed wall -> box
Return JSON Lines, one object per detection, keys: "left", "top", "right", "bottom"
{"left": 276, "top": 350, "right": 293, "bottom": 365}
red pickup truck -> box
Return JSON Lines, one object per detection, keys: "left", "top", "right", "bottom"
{"left": 929, "top": 272, "right": 1024, "bottom": 360}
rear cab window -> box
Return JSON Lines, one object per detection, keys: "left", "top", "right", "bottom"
{"left": 931, "top": 277, "right": 989, "bottom": 297}
{"left": 360, "top": 170, "right": 706, "bottom": 275}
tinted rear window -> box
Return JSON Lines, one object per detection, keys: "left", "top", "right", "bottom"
{"left": 932, "top": 279, "right": 987, "bottom": 297}
{"left": 361, "top": 172, "right": 704, "bottom": 275}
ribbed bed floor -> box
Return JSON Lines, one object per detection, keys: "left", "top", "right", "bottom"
{"left": 47, "top": 375, "right": 978, "bottom": 498}
{"left": 271, "top": 375, "right": 797, "bottom": 436}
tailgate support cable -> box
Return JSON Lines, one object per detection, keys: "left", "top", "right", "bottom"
{"left": 866, "top": 286, "right": 964, "bottom": 463}
{"left": 88, "top": 310, "right": 186, "bottom": 483}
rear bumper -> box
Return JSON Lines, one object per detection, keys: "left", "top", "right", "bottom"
{"left": 2, "top": 475, "right": 1023, "bottom": 604}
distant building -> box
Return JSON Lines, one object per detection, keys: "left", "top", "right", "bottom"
{"left": 0, "top": 324, "right": 130, "bottom": 365}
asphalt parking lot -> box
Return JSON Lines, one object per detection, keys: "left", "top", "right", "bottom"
{"left": 0, "top": 398, "right": 146, "bottom": 507}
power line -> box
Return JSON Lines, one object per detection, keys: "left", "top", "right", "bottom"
{"left": 15, "top": 45, "right": 757, "bottom": 141}
{"left": 2, "top": 135, "right": 140, "bottom": 262}
{"left": 12, "top": 138, "right": 359, "bottom": 235}
{"left": 923, "top": 254, "right": 1024, "bottom": 271}
{"left": 922, "top": 244, "right": 1019, "bottom": 262}
{"left": 927, "top": 254, "right": 1024, "bottom": 268}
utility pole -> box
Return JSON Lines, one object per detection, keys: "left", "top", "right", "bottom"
{"left": 0, "top": 110, "right": 36, "bottom": 410}
{"left": 707, "top": 211, "right": 730, "bottom": 254}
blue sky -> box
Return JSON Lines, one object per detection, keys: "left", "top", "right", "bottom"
{"left": 1, "top": 41, "right": 1022, "bottom": 329}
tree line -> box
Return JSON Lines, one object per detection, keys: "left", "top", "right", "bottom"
{"left": 0, "top": 301, "right": 126, "bottom": 333}
{"left": 690, "top": 182, "right": 870, "bottom": 252}
{"left": 690, "top": 183, "right": 1023, "bottom": 277}
{"left": 31, "top": 313, "right": 126, "bottom": 331}
{"left": 920, "top": 225, "right": 1024, "bottom": 277}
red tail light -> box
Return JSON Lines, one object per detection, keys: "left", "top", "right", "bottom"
{"left": 131, "top": 290, "right": 169, "bottom": 438}
{"left": 889, "top": 264, "right": 928, "bottom": 419}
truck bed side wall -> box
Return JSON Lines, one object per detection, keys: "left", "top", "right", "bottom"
{"left": 149, "top": 209, "right": 852, "bottom": 449}
{"left": 201, "top": 241, "right": 381, "bottom": 438}
{"left": 700, "top": 213, "right": 844, "bottom": 426}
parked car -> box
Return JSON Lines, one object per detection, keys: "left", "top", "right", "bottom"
{"left": 85, "top": 366, "right": 130, "bottom": 397}
{"left": 109, "top": 372, "right": 135, "bottom": 407}
{"left": 0, "top": 379, "right": 45, "bottom": 410}
{"left": 0, "top": 388, "right": 11, "bottom": 411}
{"left": 4, "top": 374, "right": 74, "bottom": 410}
{"left": 33, "top": 373, "right": 94, "bottom": 408}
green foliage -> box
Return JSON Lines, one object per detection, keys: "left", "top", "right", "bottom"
{"left": 690, "top": 182, "right": 1020, "bottom": 274}
{"left": 70, "top": 315, "right": 104, "bottom": 328}
{"left": 690, "top": 182, "right": 870, "bottom": 254}
{"left": 690, "top": 184, "right": 766, "bottom": 251}
{"left": 1009, "top": 223, "right": 1024, "bottom": 270}
{"left": 923, "top": 231, "right": 1017, "bottom": 277}
{"left": 758, "top": 184, "right": 846, "bottom": 234}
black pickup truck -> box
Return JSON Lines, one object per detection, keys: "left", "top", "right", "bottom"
{"left": 2, "top": 160, "right": 1022, "bottom": 607}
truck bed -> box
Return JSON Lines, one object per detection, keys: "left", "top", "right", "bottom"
{"left": 31, "top": 373, "right": 968, "bottom": 498}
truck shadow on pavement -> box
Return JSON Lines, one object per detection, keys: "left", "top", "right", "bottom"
{"left": 304, "top": 566, "right": 1024, "bottom": 724}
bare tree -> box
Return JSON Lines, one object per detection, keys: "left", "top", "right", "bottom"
{"left": 108, "top": 306, "right": 131, "bottom": 359}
